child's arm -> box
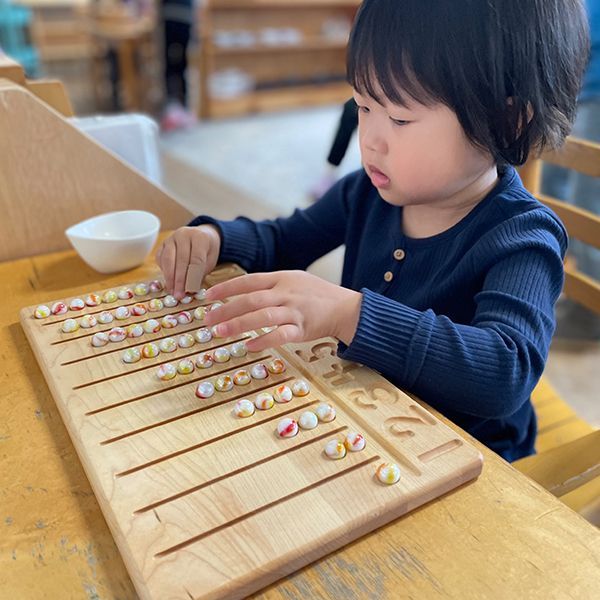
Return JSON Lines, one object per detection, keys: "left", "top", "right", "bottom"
{"left": 158, "top": 171, "right": 364, "bottom": 298}
{"left": 336, "top": 222, "right": 565, "bottom": 419}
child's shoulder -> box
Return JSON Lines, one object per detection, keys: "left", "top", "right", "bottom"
{"left": 480, "top": 167, "right": 568, "bottom": 254}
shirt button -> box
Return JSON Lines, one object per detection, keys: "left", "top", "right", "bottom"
{"left": 393, "top": 249, "right": 406, "bottom": 261}
{"left": 384, "top": 271, "right": 394, "bottom": 282}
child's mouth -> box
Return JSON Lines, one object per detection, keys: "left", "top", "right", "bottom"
{"left": 367, "top": 165, "right": 391, "bottom": 188}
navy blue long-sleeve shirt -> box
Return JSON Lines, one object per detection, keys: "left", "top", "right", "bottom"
{"left": 190, "top": 166, "right": 567, "bottom": 462}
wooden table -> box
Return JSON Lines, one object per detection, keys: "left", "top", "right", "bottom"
{"left": 2, "top": 239, "right": 600, "bottom": 599}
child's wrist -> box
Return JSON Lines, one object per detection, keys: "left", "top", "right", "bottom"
{"left": 334, "top": 288, "right": 363, "bottom": 346}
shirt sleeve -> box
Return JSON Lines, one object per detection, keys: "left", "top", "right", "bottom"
{"left": 188, "top": 171, "right": 363, "bottom": 273}
{"left": 337, "top": 212, "right": 567, "bottom": 419}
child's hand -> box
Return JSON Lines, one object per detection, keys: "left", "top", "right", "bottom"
{"left": 204, "top": 271, "right": 363, "bottom": 352}
{"left": 156, "top": 225, "right": 221, "bottom": 299}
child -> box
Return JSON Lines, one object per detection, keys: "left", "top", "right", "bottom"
{"left": 156, "top": 0, "right": 590, "bottom": 462}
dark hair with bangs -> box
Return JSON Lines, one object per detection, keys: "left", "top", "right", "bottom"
{"left": 347, "top": 0, "right": 590, "bottom": 165}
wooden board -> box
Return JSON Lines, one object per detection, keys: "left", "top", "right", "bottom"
{"left": 20, "top": 264, "right": 483, "bottom": 600}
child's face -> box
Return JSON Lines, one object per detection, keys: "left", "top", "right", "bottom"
{"left": 353, "top": 90, "right": 494, "bottom": 207}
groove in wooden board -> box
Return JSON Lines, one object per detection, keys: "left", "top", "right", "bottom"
{"left": 41, "top": 293, "right": 172, "bottom": 326}
{"left": 115, "top": 398, "right": 322, "bottom": 476}
{"left": 50, "top": 304, "right": 216, "bottom": 346}
{"left": 140, "top": 466, "right": 413, "bottom": 600}
{"left": 279, "top": 345, "right": 423, "bottom": 476}
{"left": 67, "top": 361, "right": 293, "bottom": 436}
{"left": 113, "top": 420, "right": 350, "bottom": 512}
{"left": 59, "top": 321, "right": 239, "bottom": 366}
{"left": 85, "top": 362, "right": 287, "bottom": 416}
{"left": 71, "top": 343, "right": 265, "bottom": 390}
{"left": 134, "top": 425, "right": 349, "bottom": 513}
{"left": 154, "top": 456, "right": 381, "bottom": 558}
{"left": 418, "top": 439, "right": 463, "bottom": 463}
{"left": 99, "top": 374, "right": 297, "bottom": 445}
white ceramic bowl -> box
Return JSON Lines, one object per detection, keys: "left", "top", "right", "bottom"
{"left": 65, "top": 210, "right": 160, "bottom": 274}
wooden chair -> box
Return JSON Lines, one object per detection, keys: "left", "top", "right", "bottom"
{"left": 516, "top": 136, "right": 600, "bottom": 526}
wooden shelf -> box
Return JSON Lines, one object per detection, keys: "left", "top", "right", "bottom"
{"left": 198, "top": 0, "right": 359, "bottom": 118}
{"left": 208, "top": 81, "right": 351, "bottom": 118}
{"left": 208, "top": 37, "right": 347, "bottom": 56}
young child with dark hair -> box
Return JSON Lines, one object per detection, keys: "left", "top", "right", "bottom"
{"left": 156, "top": 0, "right": 590, "bottom": 461}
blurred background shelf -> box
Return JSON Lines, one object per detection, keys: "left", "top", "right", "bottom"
{"left": 198, "top": 0, "right": 360, "bottom": 118}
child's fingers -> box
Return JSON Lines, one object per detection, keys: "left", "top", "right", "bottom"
{"left": 213, "top": 306, "right": 291, "bottom": 339}
{"left": 160, "top": 240, "right": 177, "bottom": 294}
{"left": 205, "top": 272, "right": 278, "bottom": 301}
{"left": 172, "top": 238, "right": 192, "bottom": 299}
{"left": 206, "top": 290, "right": 282, "bottom": 327}
{"left": 245, "top": 324, "right": 298, "bottom": 352}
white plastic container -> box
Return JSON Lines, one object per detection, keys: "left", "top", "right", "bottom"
{"left": 68, "top": 114, "right": 162, "bottom": 185}
{"left": 65, "top": 210, "right": 160, "bottom": 274}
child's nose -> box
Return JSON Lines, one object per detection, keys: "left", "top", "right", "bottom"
{"left": 361, "top": 125, "right": 388, "bottom": 154}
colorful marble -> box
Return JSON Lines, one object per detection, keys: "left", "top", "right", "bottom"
{"left": 141, "top": 342, "right": 160, "bottom": 358}
{"left": 161, "top": 314, "right": 179, "bottom": 329}
{"left": 233, "top": 399, "right": 255, "bottom": 418}
{"left": 194, "top": 289, "right": 207, "bottom": 301}
{"left": 376, "top": 463, "right": 401, "bottom": 485}
{"left": 324, "top": 439, "right": 346, "bottom": 460}
{"left": 131, "top": 303, "right": 147, "bottom": 316}
{"left": 230, "top": 341, "right": 248, "bottom": 358}
{"left": 298, "top": 411, "right": 318, "bottom": 430}
{"left": 254, "top": 392, "right": 275, "bottom": 410}
{"left": 117, "top": 287, "right": 134, "bottom": 300}
{"left": 195, "top": 381, "right": 215, "bottom": 399}
{"left": 215, "top": 374, "right": 234, "bottom": 392}
{"left": 149, "top": 280, "right": 164, "bottom": 293}
{"left": 108, "top": 327, "right": 127, "bottom": 342}
{"left": 134, "top": 283, "right": 149, "bottom": 296}
{"left": 115, "top": 306, "right": 130, "bottom": 320}
{"left": 97, "top": 311, "right": 114, "bottom": 324}
{"left": 163, "top": 295, "right": 178, "bottom": 308}
{"left": 250, "top": 363, "right": 268, "bottom": 380}
{"left": 122, "top": 347, "right": 141, "bottom": 364}
{"left": 79, "top": 314, "right": 97, "bottom": 329}
{"left": 277, "top": 418, "right": 299, "bottom": 438}
{"left": 157, "top": 363, "right": 177, "bottom": 381}
{"left": 51, "top": 302, "right": 68, "bottom": 316}
{"left": 266, "top": 358, "right": 286, "bottom": 374}
{"left": 180, "top": 295, "right": 193, "bottom": 305}
{"left": 233, "top": 369, "right": 251, "bottom": 386}
{"left": 34, "top": 305, "right": 50, "bottom": 319}
{"left": 177, "top": 333, "right": 195, "bottom": 348}
{"left": 102, "top": 290, "right": 118, "bottom": 303}
{"left": 85, "top": 293, "right": 102, "bottom": 307}
{"left": 213, "top": 347, "right": 231, "bottom": 363}
{"left": 143, "top": 319, "right": 161, "bottom": 334}
{"left": 315, "top": 402, "right": 336, "bottom": 423}
{"left": 344, "top": 432, "right": 366, "bottom": 452}
{"left": 61, "top": 318, "right": 79, "bottom": 333}
{"left": 291, "top": 379, "right": 310, "bottom": 397}
{"left": 159, "top": 337, "right": 177, "bottom": 353}
{"left": 91, "top": 332, "right": 109, "bottom": 347}
{"left": 273, "top": 385, "right": 293, "bottom": 403}
{"left": 194, "top": 327, "right": 212, "bottom": 344}
{"left": 176, "top": 311, "right": 192, "bottom": 325}
{"left": 193, "top": 306, "right": 208, "bottom": 321}
{"left": 196, "top": 352, "right": 214, "bottom": 369}
{"left": 69, "top": 298, "right": 85, "bottom": 311}
{"left": 177, "top": 358, "right": 195, "bottom": 374}
{"left": 148, "top": 298, "right": 164, "bottom": 312}
{"left": 126, "top": 324, "right": 144, "bottom": 338}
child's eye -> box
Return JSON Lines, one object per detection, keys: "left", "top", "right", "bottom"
{"left": 390, "top": 117, "right": 409, "bottom": 126}
{"left": 357, "top": 105, "right": 370, "bottom": 114}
